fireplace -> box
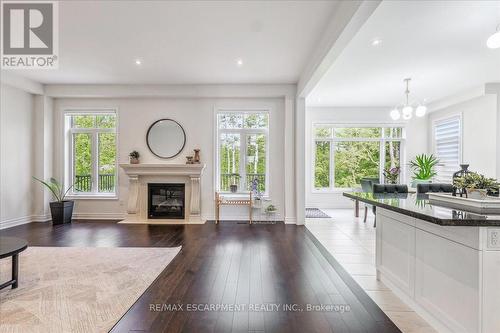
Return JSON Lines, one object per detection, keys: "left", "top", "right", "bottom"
{"left": 148, "top": 183, "right": 185, "bottom": 219}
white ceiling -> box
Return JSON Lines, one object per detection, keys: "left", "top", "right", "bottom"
{"left": 5, "top": 0, "right": 337, "bottom": 85}
{"left": 307, "top": 0, "right": 500, "bottom": 107}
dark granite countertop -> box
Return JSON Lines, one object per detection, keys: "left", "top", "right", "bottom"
{"left": 343, "top": 192, "right": 500, "bottom": 226}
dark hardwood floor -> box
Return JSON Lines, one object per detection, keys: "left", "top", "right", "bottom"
{"left": 1, "top": 221, "right": 400, "bottom": 333}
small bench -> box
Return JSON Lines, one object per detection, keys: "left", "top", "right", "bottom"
{"left": 215, "top": 192, "right": 253, "bottom": 224}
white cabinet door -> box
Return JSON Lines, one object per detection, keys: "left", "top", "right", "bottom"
{"left": 415, "top": 229, "right": 480, "bottom": 333}
{"left": 377, "top": 212, "right": 416, "bottom": 297}
{"left": 482, "top": 250, "right": 500, "bottom": 333}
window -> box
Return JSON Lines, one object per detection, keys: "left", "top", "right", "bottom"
{"left": 64, "top": 112, "right": 117, "bottom": 196}
{"left": 216, "top": 111, "right": 269, "bottom": 194}
{"left": 313, "top": 125, "right": 405, "bottom": 190}
{"left": 434, "top": 116, "right": 461, "bottom": 182}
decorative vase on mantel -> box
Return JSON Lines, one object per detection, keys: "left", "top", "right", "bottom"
{"left": 193, "top": 149, "right": 201, "bottom": 164}
{"left": 129, "top": 151, "right": 140, "bottom": 164}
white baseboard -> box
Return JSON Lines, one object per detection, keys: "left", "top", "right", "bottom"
{"left": 1, "top": 212, "right": 290, "bottom": 228}
{"left": 0, "top": 214, "right": 50, "bottom": 230}
{"left": 205, "top": 215, "right": 254, "bottom": 221}
{"left": 72, "top": 212, "right": 125, "bottom": 220}
{"left": 203, "top": 214, "right": 288, "bottom": 223}
{"left": 306, "top": 203, "right": 352, "bottom": 209}
{"left": 32, "top": 214, "right": 51, "bottom": 222}
{"left": 0, "top": 216, "right": 32, "bottom": 230}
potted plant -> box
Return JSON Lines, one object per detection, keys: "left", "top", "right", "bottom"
{"left": 230, "top": 174, "right": 241, "bottom": 193}
{"left": 410, "top": 154, "right": 439, "bottom": 187}
{"left": 33, "top": 177, "right": 75, "bottom": 225}
{"left": 265, "top": 204, "right": 277, "bottom": 217}
{"left": 383, "top": 167, "right": 400, "bottom": 184}
{"left": 453, "top": 172, "right": 499, "bottom": 200}
{"left": 129, "top": 151, "right": 140, "bottom": 164}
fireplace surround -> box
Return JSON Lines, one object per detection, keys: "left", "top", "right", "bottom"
{"left": 119, "top": 163, "right": 206, "bottom": 224}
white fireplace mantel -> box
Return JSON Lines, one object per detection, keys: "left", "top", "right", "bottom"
{"left": 120, "top": 163, "right": 206, "bottom": 177}
{"left": 119, "top": 163, "right": 206, "bottom": 224}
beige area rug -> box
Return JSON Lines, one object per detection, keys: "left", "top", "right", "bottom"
{"left": 0, "top": 246, "right": 181, "bottom": 333}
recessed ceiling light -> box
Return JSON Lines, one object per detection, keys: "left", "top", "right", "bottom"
{"left": 135, "top": 59, "right": 142, "bottom": 65}
{"left": 371, "top": 38, "right": 382, "bottom": 46}
{"left": 236, "top": 58, "right": 243, "bottom": 67}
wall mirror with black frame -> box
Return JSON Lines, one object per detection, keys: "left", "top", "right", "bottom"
{"left": 146, "top": 119, "right": 186, "bottom": 159}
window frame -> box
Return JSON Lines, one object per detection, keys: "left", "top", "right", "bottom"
{"left": 215, "top": 108, "right": 270, "bottom": 196}
{"left": 63, "top": 109, "right": 119, "bottom": 199}
{"left": 311, "top": 123, "right": 406, "bottom": 193}
{"left": 432, "top": 113, "right": 463, "bottom": 183}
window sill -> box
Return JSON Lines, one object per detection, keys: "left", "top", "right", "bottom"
{"left": 65, "top": 194, "right": 118, "bottom": 200}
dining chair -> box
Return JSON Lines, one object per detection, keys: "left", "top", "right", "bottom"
{"left": 373, "top": 184, "right": 409, "bottom": 194}
{"left": 371, "top": 184, "right": 409, "bottom": 227}
{"left": 360, "top": 178, "right": 379, "bottom": 223}
{"left": 416, "top": 183, "right": 454, "bottom": 194}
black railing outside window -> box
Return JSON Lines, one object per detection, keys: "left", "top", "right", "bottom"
{"left": 75, "top": 174, "right": 115, "bottom": 192}
{"left": 220, "top": 173, "right": 266, "bottom": 193}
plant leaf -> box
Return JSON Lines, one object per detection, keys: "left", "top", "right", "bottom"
{"left": 33, "top": 177, "right": 61, "bottom": 202}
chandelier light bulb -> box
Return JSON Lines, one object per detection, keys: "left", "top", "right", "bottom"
{"left": 416, "top": 105, "right": 427, "bottom": 117}
{"left": 487, "top": 30, "right": 500, "bottom": 49}
{"left": 402, "top": 105, "right": 413, "bottom": 119}
{"left": 390, "top": 109, "right": 401, "bottom": 120}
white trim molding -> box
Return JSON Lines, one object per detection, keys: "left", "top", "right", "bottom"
{"left": 72, "top": 213, "right": 125, "bottom": 220}
{"left": 0, "top": 215, "right": 51, "bottom": 230}
{"left": 0, "top": 72, "right": 44, "bottom": 95}
{"left": 44, "top": 84, "right": 296, "bottom": 99}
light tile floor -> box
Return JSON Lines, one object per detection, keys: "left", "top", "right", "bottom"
{"left": 306, "top": 208, "right": 438, "bottom": 333}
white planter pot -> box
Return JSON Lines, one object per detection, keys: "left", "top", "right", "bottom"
{"left": 467, "top": 188, "right": 488, "bottom": 200}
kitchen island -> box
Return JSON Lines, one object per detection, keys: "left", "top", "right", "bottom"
{"left": 344, "top": 192, "right": 500, "bottom": 333}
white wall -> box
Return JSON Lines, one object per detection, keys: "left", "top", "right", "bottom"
{"left": 0, "top": 84, "right": 36, "bottom": 228}
{"left": 428, "top": 94, "right": 498, "bottom": 178}
{"left": 305, "top": 106, "right": 427, "bottom": 208}
{"left": 33, "top": 96, "right": 54, "bottom": 220}
{"left": 53, "top": 97, "right": 288, "bottom": 221}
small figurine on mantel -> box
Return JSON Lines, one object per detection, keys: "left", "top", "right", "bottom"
{"left": 186, "top": 156, "right": 194, "bottom": 164}
{"left": 193, "top": 149, "right": 201, "bottom": 164}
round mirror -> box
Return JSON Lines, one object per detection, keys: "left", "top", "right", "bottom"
{"left": 146, "top": 119, "right": 186, "bottom": 159}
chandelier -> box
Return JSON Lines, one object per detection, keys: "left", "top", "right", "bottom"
{"left": 389, "top": 78, "right": 427, "bottom": 120}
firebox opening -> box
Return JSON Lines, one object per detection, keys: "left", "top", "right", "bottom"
{"left": 148, "top": 183, "right": 185, "bottom": 219}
